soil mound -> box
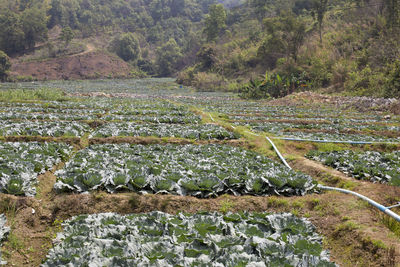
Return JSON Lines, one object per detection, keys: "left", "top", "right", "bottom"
{"left": 10, "top": 51, "right": 132, "bottom": 80}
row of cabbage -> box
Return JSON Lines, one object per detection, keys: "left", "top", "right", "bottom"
{"left": 54, "top": 144, "right": 316, "bottom": 197}
{"left": 42, "top": 211, "right": 336, "bottom": 267}
{"left": 0, "top": 78, "right": 176, "bottom": 93}
{"left": 90, "top": 122, "right": 239, "bottom": 140}
{"left": 0, "top": 100, "right": 197, "bottom": 116}
{"left": 237, "top": 121, "right": 400, "bottom": 134}
{"left": 307, "top": 150, "right": 400, "bottom": 186}
{"left": 0, "top": 142, "right": 73, "bottom": 196}
{"left": 0, "top": 101, "right": 201, "bottom": 124}
{"left": 0, "top": 214, "right": 9, "bottom": 265}
{"left": 0, "top": 120, "right": 236, "bottom": 140}
{"left": 177, "top": 97, "right": 394, "bottom": 121}
{"left": 0, "top": 112, "right": 201, "bottom": 124}
{"left": 176, "top": 97, "right": 400, "bottom": 142}
{"left": 0, "top": 120, "right": 90, "bottom": 137}
{"left": 5, "top": 78, "right": 181, "bottom": 94}
{"left": 236, "top": 122, "right": 400, "bottom": 142}
{"left": 0, "top": 99, "right": 184, "bottom": 111}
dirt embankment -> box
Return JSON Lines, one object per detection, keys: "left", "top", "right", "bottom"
{"left": 10, "top": 50, "right": 133, "bottom": 80}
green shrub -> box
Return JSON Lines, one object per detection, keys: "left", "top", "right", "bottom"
{"left": 192, "top": 72, "right": 227, "bottom": 92}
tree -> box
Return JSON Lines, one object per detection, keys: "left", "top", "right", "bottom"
{"left": 60, "top": 27, "right": 74, "bottom": 46}
{"left": 0, "top": 50, "right": 11, "bottom": 81}
{"left": 0, "top": 12, "right": 25, "bottom": 54}
{"left": 156, "top": 38, "right": 182, "bottom": 76}
{"left": 21, "top": 6, "right": 48, "bottom": 50}
{"left": 249, "top": 0, "right": 272, "bottom": 21}
{"left": 203, "top": 4, "right": 226, "bottom": 42}
{"left": 196, "top": 44, "right": 217, "bottom": 70}
{"left": 112, "top": 32, "right": 141, "bottom": 62}
{"left": 262, "top": 14, "right": 307, "bottom": 62}
{"left": 311, "top": 0, "right": 328, "bottom": 43}
{"left": 384, "top": 0, "right": 400, "bottom": 29}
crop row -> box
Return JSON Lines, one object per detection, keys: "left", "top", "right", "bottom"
{"left": 35, "top": 78, "right": 179, "bottom": 94}
{"left": 227, "top": 114, "right": 392, "bottom": 125}
{"left": 54, "top": 144, "right": 316, "bottom": 197}
{"left": 177, "top": 97, "right": 398, "bottom": 123}
{"left": 235, "top": 122, "right": 400, "bottom": 142}
{"left": 0, "top": 120, "right": 90, "bottom": 137}
{"left": 237, "top": 121, "right": 400, "bottom": 133}
{"left": 0, "top": 214, "right": 9, "bottom": 265}
{"left": 0, "top": 101, "right": 192, "bottom": 116}
{"left": 90, "top": 122, "right": 239, "bottom": 140}
{"left": 0, "top": 112, "right": 201, "bottom": 124}
{"left": 307, "top": 150, "right": 400, "bottom": 186}
{"left": 102, "top": 114, "right": 201, "bottom": 124}
{"left": 0, "top": 112, "right": 99, "bottom": 122}
{"left": 0, "top": 142, "right": 73, "bottom": 196}
{"left": 0, "top": 106, "right": 105, "bottom": 115}
{"left": 42, "top": 211, "right": 335, "bottom": 267}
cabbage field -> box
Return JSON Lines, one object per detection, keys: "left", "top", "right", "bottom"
{"left": 176, "top": 97, "right": 400, "bottom": 143}
{"left": 42, "top": 212, "right": 336, "bottom": 267}
{"left": 307, "top": 150, "right": 400, "bottom": 186}
{"left": 0, "top": 79, "right": 399, "bottom": 266}
{"left": 90, "top": 122, "right": 239, "bottom": 139}
{"left": 54, "top": 144, "right": 315, "bottom": 196}
{"left": 0, "top": 142, "right": 73, "bottom": 196}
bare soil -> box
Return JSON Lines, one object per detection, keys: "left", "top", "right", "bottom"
{"left": 10, "top": 50, "right": 132, "bottom": 81}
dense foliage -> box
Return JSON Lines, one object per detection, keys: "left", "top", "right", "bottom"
{"left": 111, "top": 33, "right": 141, "bottom": 62}
{"left": 177, "top": 0, "right": 400, "bottom": 98}
{"left": 0, "top": 142, "right": 73, "bottom": 196}
{"left": 0, "top": 51, "right": 10, "bottom": 82}
{"left": 2, "top": 0, "right": 399, "bottom": 95}
{"left": 42, "top": 212, "right": 336, "bottom": 266}
{"left": 0, "top": 0, "right": 215, "bottom": 76}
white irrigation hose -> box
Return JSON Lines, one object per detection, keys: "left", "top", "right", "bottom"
{"left": 318, "top": 185, "right": 400, "bottom": 222}
{"left": 266, "top": 136, "right": 400, "bottom": 222}
{"left": 209, "top": 114, "right": 215, "bottom": 122}
{"left": 273, "top": 137, "right": 399, "bottom": 145}
{"left": 265, "top": 136, "right": 292, "bottom": 169}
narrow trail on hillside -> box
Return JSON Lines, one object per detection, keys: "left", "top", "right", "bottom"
{"left": 73, "top": 43, "right": 95, "bottom": 56}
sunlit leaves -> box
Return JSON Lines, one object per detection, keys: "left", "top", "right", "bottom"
{"left": 42, "top": 212, "right": 336, "bottom": 266}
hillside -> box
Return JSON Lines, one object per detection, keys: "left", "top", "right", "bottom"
{"left": 0, "top": 0, "right": 399, "bottom": 98}
{"left": 0, "top": 0, "right": 215, "bottom": 80}
{"left": 177, "top": 0, "right": 400, "bottom": 98}
{"left": 10, "top": 49, "right": 133, "bottom": 80}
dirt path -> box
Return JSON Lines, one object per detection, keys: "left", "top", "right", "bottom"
{"left": 73, "top": 43, "right": 95, "bottom": 57}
